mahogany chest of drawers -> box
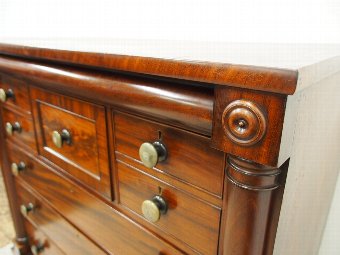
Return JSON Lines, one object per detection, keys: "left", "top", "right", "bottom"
{"left": 0, "top": 43, "right": 339, "bottom": 255}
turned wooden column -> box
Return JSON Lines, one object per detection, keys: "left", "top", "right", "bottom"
{"left": 212, "top": 86, "right": 289, "bottom": 254}
{"left": 219, "top": 155, "right": 288, "bottom": 255}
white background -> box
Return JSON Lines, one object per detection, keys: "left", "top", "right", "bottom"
{"left": 0, "top": 0, "right": 340, "bottom": 43}
{"left": 0, "top": 1, "right": 339, "bottom": 254}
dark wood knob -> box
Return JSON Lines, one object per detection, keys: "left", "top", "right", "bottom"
{"left": 5, "top": 122, "right": 21, "bottom": 136}
{"left": 52, "top": 129, "right": 71, "bottom": 148}
{"left": 20, "top": 203, "right": 35, "bottom": 217}
{"left": 31, "top": 243, "right": 44, "bottom": 255}
{"left": 0, "top": 88, "right": 14, "bottom": 102}
{"left": 141, "top": 195, "right": 168, "bottom": 223}
{"left": 139, "top": 141, "right": 167, "bottom": 168}
{"left": 11, "top": 161, "right": 26, "bottom": 176}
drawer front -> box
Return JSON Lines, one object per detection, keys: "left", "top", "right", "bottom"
{"left": 0, "top": 75, "right": 31, "bottom": 113}
{"left": 8, "top": 143, "right": 183, "bottom": 255}
{"left": 16, "top": 180, "right": 106, "bottom": 255}
{"left": 114, "top": 112, "right": 225, "bottom": 197}
{"left": 2, "top": 107, "right": 36, "bottom": 152}
{"left": 24, "top": 220, "right": 65, "bottom": 255}
{"left": 117, "top": 161, "right": 220, "bottom": 255}
{"left": 30, "top": 87, "right": 110, "bottom": 198}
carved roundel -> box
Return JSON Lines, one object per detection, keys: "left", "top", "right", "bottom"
{"left": 222, "top": 100, "right": 267, "bottom": 146}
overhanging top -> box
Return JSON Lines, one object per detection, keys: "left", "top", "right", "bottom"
{"left": 0, "top": 40, "right": 339, "bottom": 95}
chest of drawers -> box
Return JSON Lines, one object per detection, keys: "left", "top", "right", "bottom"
{"left": 0, "top": 43, "right": 339, "bottom": 255}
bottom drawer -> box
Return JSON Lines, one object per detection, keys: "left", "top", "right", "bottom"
{"left": 24, "top": 220, "right": 64, "bottom": 255}
{"left": 16, "top": 180, "right": 106, "bottom": 255}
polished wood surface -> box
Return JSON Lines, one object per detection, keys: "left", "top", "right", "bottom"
{"left": 30, "top": 87, "right": 111, "bottom": 198}
{"left": 219, "top": 156, "right": 288, "bottom": 255}
{"left": 212, "top": 87, "right": 287, "bottom": 166}
{"left": 114, "top": 112, "right": 225, "bottom": 197}
{"left": 0, "top": 56, "right": 213, "bottom": 135}
{"left": 0, "top": 75, "right": 31, "bottom": 114}
{"left": 16, "top": 180, "right": 107, "bottom": 255}
{"left": 2, "top": 106, "right": 36, "bottom": 153}
{"left": 7, "top": 142, "right": 183, "bottom": 255}
{"left": 115, "top": 152, "right": 223, "bottom": 208}
{"left": 0, "top": 103, "right": 28, "bottom": 255}
{"left": 117, "top": 161, "right": 220, "bottom": 255}
{"left": 0, "top": 43, "right": 298, "bottom": 94}
{"left": 24, "top": 220, "right": 65, "bottom": 255}
{"left": 0, "top": 46, "right": 297, "bottom": 255}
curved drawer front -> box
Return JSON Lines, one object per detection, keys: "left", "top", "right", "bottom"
{"left": 117, "top": 161, "right": 221, "bottom": 255}
{"left": 16, "top": 180, "right": 106, "bottom": 255}
{"left": 30, "top": 87, "right": 111, "bottom": 198}
{"left": 8, "top": 143, "right": 184, "bottom": 255}
{"left": 114, "top": 112, "right": 225, "bottom": 197}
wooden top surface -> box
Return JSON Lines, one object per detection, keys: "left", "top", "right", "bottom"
{"left": 0, "top": 41, "right": 300, "bottom": 95}
{"left": 0, "top": 40, "right": 338, "bottom": 94}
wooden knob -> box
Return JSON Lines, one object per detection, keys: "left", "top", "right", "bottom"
{"left": 11, "top": 162, "right": 26, "bottom": 176}
{"left": 52, "top": 129, "right": 71, "bottom": 148}
{"left": 20, "top": 203, "right": 34, "bottom": 216}
{"left": 0, "top": 88, "right": 14, "bottom": 102}
{"left": 141, "top": 195, "right": 168, "bottom": 223}
{"left": 222, "top": 100, "right": 267, "bottom": 146}
{"left": 5, "top": 122, "right": 21, "bottom": 136}
{"left": 139, "top": 141, "right": 167, "bottom": 168}
{"left": 31, "top": 243, "right": 44, "bottom": 255}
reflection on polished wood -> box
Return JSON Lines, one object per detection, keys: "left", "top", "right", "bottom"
{"left": 0, "top": 45, "right": 309, "bottom": 255}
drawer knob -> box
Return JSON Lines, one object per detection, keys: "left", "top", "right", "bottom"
{"left": 141, "top": 195, "right": 168, "bottom": 223}
{"left": 0, "top": 88, "right": 14, "bottom": 102}
{"left": 20, "top": 203, "right": 35, "bottom": 216}
{"left": 11, "top": 162, "right": 26, "bottom": 176}
{"left": 139, "top": 141, "right": 167, "bottom": 168}
{"left": 52, "top": 129, "right": 71, "bottom": 148}
{"left": 31, "top": 243, "right": 44, "bottom": 255}
{"left": 5, "top": 122, "right": 21, "bottom": 136}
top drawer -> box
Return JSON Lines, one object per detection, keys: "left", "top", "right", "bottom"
{"left": 114, "top": 112, "right": 225, "bottom": 197}
{"left": 0, "top": 75, "right": 31, "bottom": 113}
{"left": 30, "top": 87, "right": 111, "bottom": 198}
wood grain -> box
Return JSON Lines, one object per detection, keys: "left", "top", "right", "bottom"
{"left": 30, "top": 87, "right": 111, "bottom": 198}
{"left": 24, "top": 219, "right": 65, "bottom": 255}
{"left": 219, "top": 155, "right": 289, "bottom": 255}
{"left": 114, "top": 112, "right": 225, "bottom": 197}
{"left": 8, "top": 142, "right": 184, "bottom": 255}
{"left": 212, "top": 86, "right": 287, "bottom": 166}
{"left": 117, "top": 161, "right": 221, "bottom": 255}
{"left": 0, "top": 74, "right": 31, "bottom": 114}
{"left": 0, "top": 43, "right": 298, "bottom": 94}
{"left": 16, "top": 179, "right": 107, "bottom": 255}
{"left": 0, "top": 47, "right": 299, "bottom": 255}
{"left": 2, "top": 106, "right": 37, "bottom": 153}
{"left": 0, "top": 108, "right": 29, "bottom": 254}
{"left": 0, "top": 56, "right": 214, "bottom": 135}
{"left": 114, "top": 152, "right": 223, "bottom": 207}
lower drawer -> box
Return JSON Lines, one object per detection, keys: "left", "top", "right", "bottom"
{"left": 24, "top": 220, "right": 64, "bottom": 255}
{"left": 9, "top": 143, "right": 183, "bottom": 255}
{"left": 16, "top": 180, "right": 106, "bottom": 255}
{"left": 117, "top": 161, "right": 221, "bottom": 255}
